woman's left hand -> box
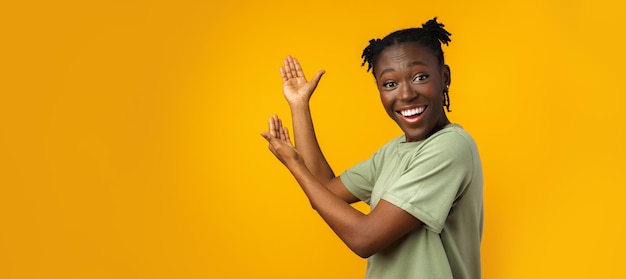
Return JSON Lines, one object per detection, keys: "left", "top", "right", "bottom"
{"left": 280, "top": 56, "right": 325, "bottom": 106}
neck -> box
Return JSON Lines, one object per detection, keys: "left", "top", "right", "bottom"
{"left": 427, "top": 114, "right": 451, "bottom": 138}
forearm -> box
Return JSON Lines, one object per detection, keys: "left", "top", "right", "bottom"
{"left": 289, "top": 102, "right": 335, "bottom": 184}
{"left": 285, "top": 159, "right": 373, "bottom": 257}
{"left": 262, "top": 127, "right": 410, "bottom": 258}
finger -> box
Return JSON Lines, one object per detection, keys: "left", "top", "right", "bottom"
{"left": 279, "top": 67, "right": 288, "bottom": 81}
{"left": 261, "top": 131, "right": 277, "bottom": 148}
{"left": 274, "top": 115, "right": 281, "bottom": 137}
{"left": 306, "top": 70, "right": 325, "bottom": 92}
{"left": 311, "top": 70, "right": 325, "bottom": 87}
{"left": 283, "top": 57, "right": 293, "bottom": 79}
{"left": 268, "top": 115, "right": 277, "bottom": 138}
{"left": 287, "top": 56, "right": 298, "bottom": 79}
{"left": 261, "top": 133, "right": 279, "bottom": 156}
{"left": 261, "top": 132, "right": 283, "bottom": 158}
{"left": 278, "top": 126, "right": 286, "bottom": 142}
{"left": 293, "top": 57, "right": 306, "bottom": 80}
{"left": 260, "top": 132, "right": 271, "bottom": 142}
{"left": 282, "top": 127, "right": 292, "bottom": 145}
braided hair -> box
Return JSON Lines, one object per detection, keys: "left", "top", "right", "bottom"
{"left": 361, "top": 17, "right": 452, "bottom": 111}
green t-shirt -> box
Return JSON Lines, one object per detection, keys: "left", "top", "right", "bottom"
{"left": 340, "top": 124, "right": 483, "bottom": 279}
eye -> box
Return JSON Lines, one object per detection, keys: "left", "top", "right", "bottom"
{"left": 382, "top": 81, "right": 397, "bottom": 89}
{"left": 412, "top": 74, "right": 429, "bottom": 82}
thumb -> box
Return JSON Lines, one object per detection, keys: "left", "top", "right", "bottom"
{"left": 309, "top": 70, "right": 325, "bottom": 89}
{"left": 260, "top": 132, "right": 272, "bottom": 142}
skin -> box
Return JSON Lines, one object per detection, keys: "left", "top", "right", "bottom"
{"left": 374, "top": 42, "right": 451, "bottom": 142}
{"left": 261, "top": 46, "right": 450, "bottom": 257}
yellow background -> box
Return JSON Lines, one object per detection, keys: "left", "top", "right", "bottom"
{"left": 1, "top": 0, "right": 625, "bottom": 278}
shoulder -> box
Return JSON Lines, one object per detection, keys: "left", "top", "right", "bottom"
{"left": 371, "top": 135, "right": 405, "bottom": 158}
{"left": 426, "top": 124, "right": 476, "bottom": 150}
{"left": 416, "top": 124, "right": 479, "bottom": 164}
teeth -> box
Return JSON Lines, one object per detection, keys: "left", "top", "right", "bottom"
{"left": 400, "top": 106, "right": 425, "bottom": 117}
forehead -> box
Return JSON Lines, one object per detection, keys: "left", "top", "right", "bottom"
{"left": 374, "top": 43, "right": 439, "bottom": 76}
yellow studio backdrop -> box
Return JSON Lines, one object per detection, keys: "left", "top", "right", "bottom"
{"left": 1, "top": 0, "right": 624, "bottom": 278}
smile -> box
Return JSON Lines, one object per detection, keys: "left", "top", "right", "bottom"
{"left": 399, "top": 106, "right": 426, "bottom": 117}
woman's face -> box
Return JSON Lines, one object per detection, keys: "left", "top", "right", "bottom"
{"left": 374, "top": 43, "right": 450, "bottom": 142}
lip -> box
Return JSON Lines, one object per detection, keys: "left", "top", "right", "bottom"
{"left": 395, "top": 105, "right": 428, "bottom": 124}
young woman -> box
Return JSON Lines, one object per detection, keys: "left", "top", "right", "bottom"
{"left": 261, "top": 18, "right": 483, "bottom": 279}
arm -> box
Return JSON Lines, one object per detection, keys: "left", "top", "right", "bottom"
{"left": 279, "top": 56, "right": 334, "bottom": 184}
{"left": 267, "top": 115, "right": 359, "bottom": 204}
{"left": 261, "top": 128, "right": 421, "bottom": 258}
{"left": 278, "top": 56, "right": 358, "bottom": 203}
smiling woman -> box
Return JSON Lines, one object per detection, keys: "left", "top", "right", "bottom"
{"left": 261, "top": 18, "right": 483, "bottom": 279}
{"left": 2, "top": 0, "right": 625, "bottom": 278}
{"left": 374, "top": 43, "right": 450, "bottom": 142}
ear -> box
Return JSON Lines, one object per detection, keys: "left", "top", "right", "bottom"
{"left": 442, "top": 64, "right": 451, "bottom": 87}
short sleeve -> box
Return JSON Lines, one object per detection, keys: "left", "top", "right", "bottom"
{"left": 340, "top": 137, "right": 401, "bottom": 204}
{"left": 381, "top": 132, "right": 474, "bottom": 233}
{"left": 340, "top": 156, "right": 377, "bottom": 204}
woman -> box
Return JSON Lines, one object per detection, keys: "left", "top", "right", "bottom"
{"left": 261, "top": 18, "right": 483, "bottom": 279}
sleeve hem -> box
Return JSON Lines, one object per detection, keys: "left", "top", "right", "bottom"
{"left": 340, "top": 173, "right": 371, "bottom": 205}
{"left": 381, "top": 191, "right": 444, "bottom": 233}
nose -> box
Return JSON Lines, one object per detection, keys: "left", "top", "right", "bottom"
{"left": 398, "top": 83, "right": 418, "bottom": 102}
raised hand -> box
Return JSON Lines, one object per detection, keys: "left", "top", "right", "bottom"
{"left": 261, "top": 115, "right": 302, "bottom": 167}
{"left": 280, "top": 56, "right": 325, "bottom": 105}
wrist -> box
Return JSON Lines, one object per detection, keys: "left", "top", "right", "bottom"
{"left": 288, "top": 99, "right": 311, "bottom": 109}
{"left": 287, "top": 158, "right": 312, "bottom": 181}
{"left": 286, "top": 160, "right": 304, "bottom": 177}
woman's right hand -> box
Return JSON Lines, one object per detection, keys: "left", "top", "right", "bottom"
{"left": 280, "top": 56, "right": 325, "bottom": 106}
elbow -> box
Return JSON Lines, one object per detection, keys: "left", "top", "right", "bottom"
{"left": 348, "top": 236, "right": 377, "bottom": 259}
{"left": 354, "top": 249, "right": 374, "bottom": 259}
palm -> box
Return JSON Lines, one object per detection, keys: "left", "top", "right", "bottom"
{"left": 261, "top": 115, "right": 302, "bottom": 167}
{"left": 280, "top": 56, "right": 324, "bottom": 104}
{"left": 283, "top": 75, "right": 313, "bottom": 101}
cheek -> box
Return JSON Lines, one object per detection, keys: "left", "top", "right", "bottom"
{"left": 377, "top": 90, "right": 386, "bottom": 103}
{"left": 378, "top": 93, "right": 393, "bottom": 109}
{"left": 428, "top": 86, "right": 444, "bottom": 102}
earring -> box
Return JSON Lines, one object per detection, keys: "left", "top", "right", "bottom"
{"left": 443, "top": 84, "right": 451, "bottom": 112}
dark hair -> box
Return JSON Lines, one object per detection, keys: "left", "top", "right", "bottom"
{"left": 361, "top": 17, "right": 452, "bottom": 111}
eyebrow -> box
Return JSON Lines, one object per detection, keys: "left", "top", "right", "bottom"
{"left": 377, "top": 60, "right": 427, "bottom": 77}
{"left": 407, "top": 60, "right": 427, "bottom": 67}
